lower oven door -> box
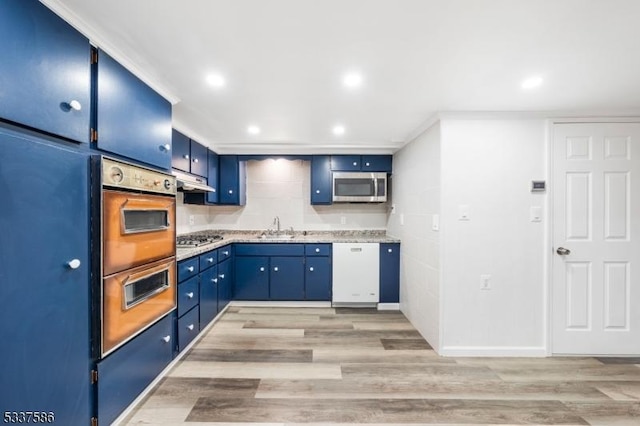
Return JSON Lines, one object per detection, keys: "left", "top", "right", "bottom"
{"left": 103, "top": 189, "right": 176, "bottom": 276}
{"left": 102, "top": 257, "right": 176, "bottom": 356}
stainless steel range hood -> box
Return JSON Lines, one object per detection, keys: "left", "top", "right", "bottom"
{"left": 172, "top": 169, "right": 216, "bottom": 192}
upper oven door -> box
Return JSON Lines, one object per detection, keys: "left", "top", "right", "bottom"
{"left": 103, "top": 190, "right": 176, "bottom": 275}
{"left": 332, "top": 172, "right": 387, "bottom": 202}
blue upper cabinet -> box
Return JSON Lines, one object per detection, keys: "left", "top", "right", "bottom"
{"left": 95, "top": 49, "right": 172, "bottom": 170}
{"left": 0, "top": 0, "right": 91, "bottom": 143}
{"left": 331, "top": 155, "right": 392, "bottom": 173}
{"left": 206, "top": 150, "right": 220, "bottom": 204}
{"left": 218, "top": 155, "right": 246, "bottom": 205}
{"left": 171, "top": 129, "right": 208, "bottom": 177}
{"left": 311, "top": 155, "right": 332, "bottom": 205}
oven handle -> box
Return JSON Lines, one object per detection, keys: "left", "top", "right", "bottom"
{"left": 121, "top": 264, "right": 173, "bottom": 311}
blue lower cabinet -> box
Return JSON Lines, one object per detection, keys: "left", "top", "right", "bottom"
{"left": 234, "top": 256, "right": 269, "bottom": 300}
{"left": 178, "top": 306, "right": 200, "bottom": 351}
{"left": 270, "top": 257, "right": 305, "bottom": 300}
{"left": 379, "top": 243, "right": 400, "bottom": 303}
{"left": 199, "top": 265, "right": 219, "bottom": 328}
{"left": 178, "top": 257, "right": 199, "bottom": 282}
{"left": 218, "top": 258, "right": 233, "bottom": 311}
{"left": 305, "top": 257, "right": 332, "bottom": 301}
{"left": 97, "top": 313, "right": 174, "bottom": 426}
{"left": 177, "top": 275, "right": 199, "bottom": 317}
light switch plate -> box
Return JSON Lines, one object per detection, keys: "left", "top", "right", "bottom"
{"left": 432, "top": 214, "right": 440, "bottom": 231}
{"left": 530, "top": 206, "right": 542, "bottom": 222}
{"left": 458, "top": 205, "right": 470, "bottom": 221}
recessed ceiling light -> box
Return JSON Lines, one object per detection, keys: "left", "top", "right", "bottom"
{"left": 521, "top": 76, "right": 543, "bottom": 90}
{"left": 206, "top": 73, "right": 226, "bottom": 88}
{"left": 247, "top": 125, "right": 261, "bottom": 135}
{"left": 332, "top": 125, "right": 345, "bottom": 136}
{"left": 343, "top": 72, "right": 363, "bottom": 88}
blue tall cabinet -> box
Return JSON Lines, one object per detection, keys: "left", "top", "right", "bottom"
{"left": 0, "top": 126, "right": 92, "bottom": 424}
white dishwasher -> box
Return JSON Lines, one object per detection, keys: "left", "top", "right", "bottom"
{"left": 332, "top": 243, "right": 380, "bottom": 306}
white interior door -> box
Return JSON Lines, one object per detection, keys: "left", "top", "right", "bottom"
{"left": 552, "top": 122, "right": 640, "bottom": 355}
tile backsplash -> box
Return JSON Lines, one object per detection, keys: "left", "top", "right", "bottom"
{"left": 176, "top": 159, "right": 390, "bottom": 235}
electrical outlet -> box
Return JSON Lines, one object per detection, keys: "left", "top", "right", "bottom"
{"left": 189, "top": 215, "right": 195, "bottom": 225}
{"left": 480, "top": 274, "right": 491, "bottom": 290}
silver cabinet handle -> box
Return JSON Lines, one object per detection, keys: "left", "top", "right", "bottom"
{"left": 212, "top": 278, "right": 218, "bottom": 283}
{"left": 183, "top": 154, "right": 189, "bottom": 159}
{"left": 186, "top": 292, "right": 194, "bottom": 299}
{"left": 228, "top": 189, "right": 233, "bottom": 194}
{"left": 316, "top": 189, "right": 320, "bottom": 194}
{"left": 161, "top": 143, "right": 171, "bottom": 152}
{"left": 193, "top": 158, "right": 199, "bottom": 163}
{"left": 68, "top": 100, "right": 82, "bottom": 111}
{"left": 223, "top": 251, "right": 229, "bottom": 256}
{"left": 274, "top": 267, "right": 279, "bottom": 272}
{"left": 309, "top": 267, "right": 314, "bottom": 272}
{"left": 212, "top": 188, "right": 216, "bottom": 193}
{"left": 388, "top": 248, "right": 393, "bottom": 253}
{"left": 187, "top": 266, "right": 195, "bottom": 272}
{"left": 219, "top": 274, "right": 225, "bottom": 279}
{"left": 67, "top": 259, "right": 81, "bottom": 269}
{"left": 352, "top": 161, "right": 357, "bottom": 166}
{"left": 365, "top": 162, "right": 370, "bottom": 167}
{"left": 557, "top": 247, "right": 571, "bottom": 256}
{"left": 187, "top": 324, "right": 195, "bottom": 331}
{"left": 207, "top": 257, "right": 214, "bottom": 263}
{"left": 315, "top": 248, "right": 320, "bottom": 253}
{"left": 162, "top": 335, "right": 171, "bottom": 343}
{"left": 260, "top": 267, "right": 265, "bottom": 272}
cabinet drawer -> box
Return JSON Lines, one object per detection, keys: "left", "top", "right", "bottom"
{"left": 97, "top": 313, "right": 174, "bottom": 426}
{"left": 177, "top": 275, "right": 199, "bottom": 317}
{"left": 199, "top": 250, "right": 218, "bottom": 270}
{"left": 305, "top": 243, "right": 331, "bottom": 256}
{"left": 178, "top": 257, "right": 199, "bottom": 282}
{"left": 178, "top": 306, "right": 200, "bottom": 351}
{"left": 235, "top": 243, "right": 304, "bottom": 256}
{"left": 218, "top": 245, "right": 233, "bottom": 261}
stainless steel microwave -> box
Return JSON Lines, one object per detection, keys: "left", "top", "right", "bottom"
{"left": 332, "top": 172, "right": 388, "bottom": 203}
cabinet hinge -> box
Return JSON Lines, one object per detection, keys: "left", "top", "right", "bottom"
{"left": 91, "top": 416, "right": 98, "bottom": 426}
{"left": 91, "top": 49, "right": 98, "bottom": 64}
{"left": 91, "top": 369, "right": 98, "bottom": 384}
{"left": 90, "top": 128, "right": 98, "bottom": 142}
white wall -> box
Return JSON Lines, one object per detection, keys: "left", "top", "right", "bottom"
{"left": 177, "top": 159, "right": 390, "bottom": 234}
{"left": 439, "top": 118, "right": 548, "bottom": 356}
{"left": 387, "top": 123, "right": 441, "bottom": 351}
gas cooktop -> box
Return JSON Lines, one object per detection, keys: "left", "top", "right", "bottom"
{"left": 176, "top": 235, "right": 223, "bottom": 248}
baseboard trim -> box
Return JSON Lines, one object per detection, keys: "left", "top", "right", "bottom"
{"left": 439, "top": 346, "right": 548, "bottom": 357}
{"left": 230, "top": 300, "right": 332, "bottom": 308}
{"left": 377, "top": 303, "right": 400, "bottom": 310}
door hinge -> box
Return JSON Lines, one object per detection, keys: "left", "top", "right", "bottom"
{"left": 91, "top": 369, "right": 98, "bottom": 384}
{"left": 91, "top": 49, "right": 98, "bottom": 64}
{"left": 90, "top": 128, "right": 98, "bottom": 143}
{"left": 91, "top": 416, "right": 98, "bottom": 426}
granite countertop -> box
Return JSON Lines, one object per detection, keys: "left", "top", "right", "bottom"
{"left": 176, "top": 230, "right": 400, "bottom": 261}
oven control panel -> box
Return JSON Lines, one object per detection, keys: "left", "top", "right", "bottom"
{"left": 102, "top": 157, "right": 176, "bottom": 195}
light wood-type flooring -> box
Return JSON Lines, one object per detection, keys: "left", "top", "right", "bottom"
{"left": 121, "top": 306, "right": 640, "bottom": 425}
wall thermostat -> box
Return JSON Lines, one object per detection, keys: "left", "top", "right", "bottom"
{"left": 531, "top": 180, "right": 546, "bottom": 192}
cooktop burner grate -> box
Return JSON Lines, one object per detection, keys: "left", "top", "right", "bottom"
{"left": 176, "top": 235, "right": 223, "bottom": 248}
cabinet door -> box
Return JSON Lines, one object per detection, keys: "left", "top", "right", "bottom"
{"left": 311, "top": 155, "right": 332, "bottom": 205}
{"left": 178, "top": 306, "right": 199, "bottom": 351}
{"left": 362, "top": 155, "right": 393, "bottom": 173}
{"left": 171, "top": 129, "right": 190, "bottom": 172}
{"left": 331, "top": 155, "right": 361, "bottom": 171}
{"left": 270, "top": 257, "right": 305, "bottom": 300}
{"left": 218, "top": 155, "right": 246, "bottom": 205}
{"left": 234, "top": 256, "right": 269, "bottom": 300}
{"left": 0, "top": 0, "right": 91, "bottom": 143}
{"left": 177, "top": 275, "right": 199, "bottom": 317}
{"left": 379, "top": 243, "right": 400, "bottom": 303}
{"left": 199, "top": 265, "right": 219, "bottom": 328}
{"left": 305, "top": 257, "right": 332, "bottom": 301}
{"left": 206, "top": 150, "right": 219, "bottom": 204}
{"left": 218, "top": 258, "right": 233, "bottom": 311}
{"left": 0, "top": 128, "right": 91, "bottom": 423}
{"left": 96, "top": 49, "right": 172, "bottom": 170}
{"left": 189, "top": 140, "right": 208, "bottom": 177}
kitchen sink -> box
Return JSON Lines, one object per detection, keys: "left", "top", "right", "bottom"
{"left": 259, "top": 234, "right": 295, "bottom": 240}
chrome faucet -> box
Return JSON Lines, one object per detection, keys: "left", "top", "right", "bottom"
{"left": 273, "top": 216, "right": 280, "bottom": 233}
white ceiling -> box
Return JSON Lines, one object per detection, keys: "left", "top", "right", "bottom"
{"left": 43, "top": 0, "right": 640, "bottom": 154}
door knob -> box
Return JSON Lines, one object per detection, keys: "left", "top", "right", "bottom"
{"left": 556, "top": 247, "right": 571, "bottom": 256}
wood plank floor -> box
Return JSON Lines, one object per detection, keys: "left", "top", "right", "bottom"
{"left": 121, "top": 307, "right": 640, "bottom": 425}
